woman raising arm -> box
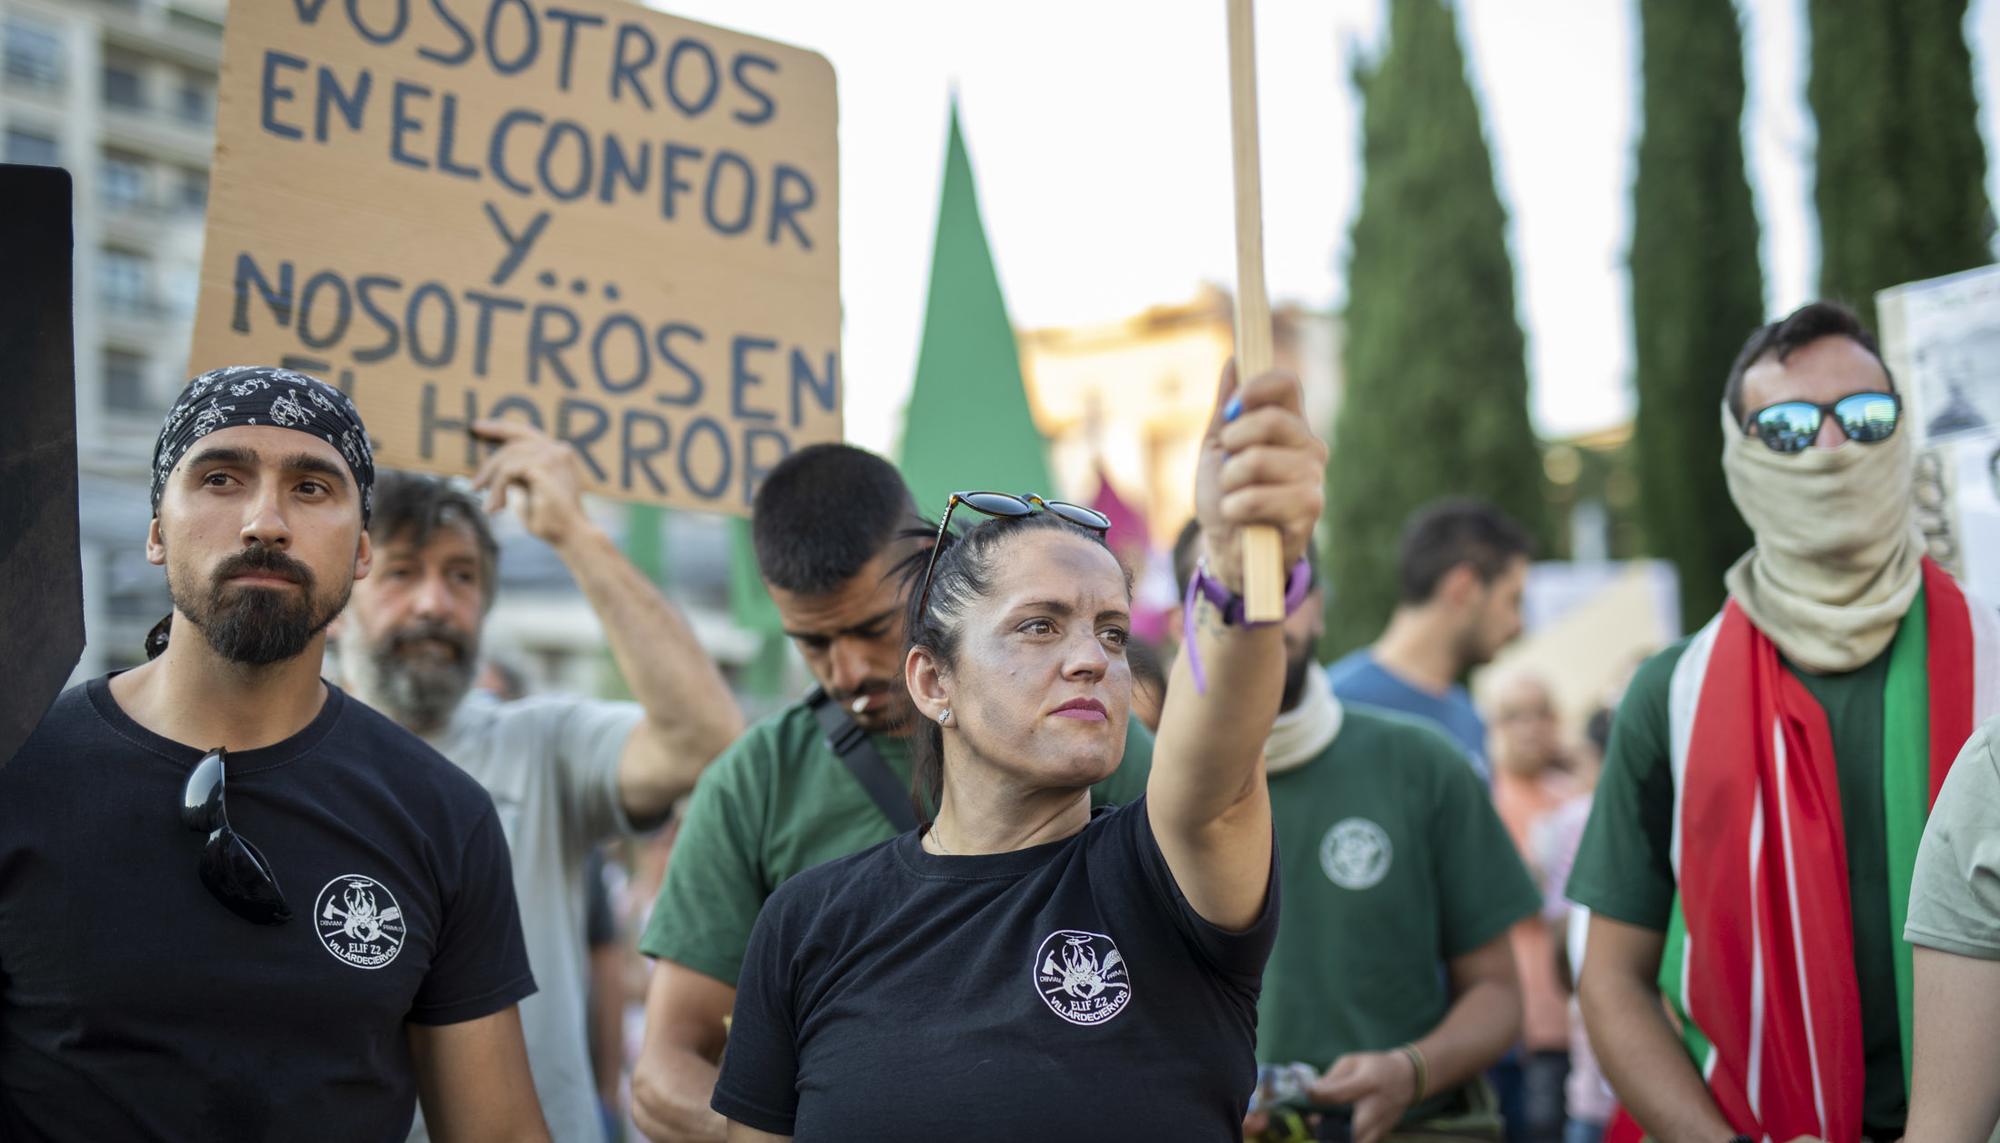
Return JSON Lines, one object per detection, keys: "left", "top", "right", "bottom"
{"left": 712, "top": 364, "right": 1324, "bottom": 1142}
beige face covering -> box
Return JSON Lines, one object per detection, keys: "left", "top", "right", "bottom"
{"left": 1265, "top": 666, "right": 1343, "bottom": 773}
{"left": 1720, "top": 402, "right": 1924, "bottom": 673}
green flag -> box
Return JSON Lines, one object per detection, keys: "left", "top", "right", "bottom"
{"left": 897, "top": 99, "right": 1053, "bottom": 520}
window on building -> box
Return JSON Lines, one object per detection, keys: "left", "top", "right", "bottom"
{"left": 177, "top": 76, "right": 212, "bottom": 124}
{"left": 102, "top": 153, "right": 149, "bottom": 210}
{"left": 4, "top": 20, "right": 63, "bottom": 88}
{"left": 100, "top": 249, "right": 150, "bottom": 314}
{"left": 103, "top": 350, "right": 150, "bottom": 412}
{"left": 3, "top": 128, "right": 57, "bottom": 167}
{"left": 177, "top": 168, "right": 208, "bottom": 211}
{"left": 162, "top": 265, "right": 199, "bottom": 315}
{"left": 102, "top": 61, "right": 143, "bottom": 110}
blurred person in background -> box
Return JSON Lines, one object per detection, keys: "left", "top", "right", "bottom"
{"left": 586, "top": 846, "right": 629, "bottom": 1140}
{"left": 1486, "top": 670, "right": 1577, "bottom": 1143}
{"left": 1327, "top": 499, "right": 1535, "bottom": 783}
{"left": 1128, "top": 637, "right": 1169, "bottom": 732}
{"left": 337, "top": 424, "right": 745, "bottom": 1143}
{"left": 1568, "top": 302, "right": 2000, "bottom": 1143}
{"left": 1171, "top": 524, "right": 1534, "bottom": 1143}
{"left": 1538, "top": 706, "right": 1616, "bottom": 1143}
{"left": 629, "top": 445, "right": 1154, "bottom": 1143}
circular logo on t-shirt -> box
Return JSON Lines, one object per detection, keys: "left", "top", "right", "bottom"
{"left": 314, "top": 874, "right": 407, "bottom": 970}
{"left": 1033, "top": 929, "right": 1132, "bottom": 1026}
{"left": 1320, "top": 818, "right": 1393, "bottom": 890}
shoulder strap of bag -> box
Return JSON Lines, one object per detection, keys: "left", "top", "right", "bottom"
{"left": 804, "top": 687, "right": 920, "bottom": 831}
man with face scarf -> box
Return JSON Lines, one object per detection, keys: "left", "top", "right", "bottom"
{"left": 1566, "top": 303, "right": 2000, "bottom": 1143}
{"left": 0, "top": 366, "right": 549, "bottom": 1141}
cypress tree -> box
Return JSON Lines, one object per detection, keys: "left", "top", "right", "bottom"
{"left": 1809, "top": 0, "right": 1992, "bottom": 326}
{"left": 1324, "top": 0, "right": 1546, "bottom": 658}
{"left": 1629, "top": 0, "right": 1762, "bottom": 630}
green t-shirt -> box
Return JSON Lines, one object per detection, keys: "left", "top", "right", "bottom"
{"left": 1566, "top": 636, "right": 1905, "bottom": 1131}
{"left": 639, "top": 702, "right": 1155, "bottom": 986}
{"left": 1257, "top": 707, "right": 1538, "bottom": 1117}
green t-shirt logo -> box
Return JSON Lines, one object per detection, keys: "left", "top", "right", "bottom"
{"left": 1320, "top": 818, "right": 1393, "bottom": 890}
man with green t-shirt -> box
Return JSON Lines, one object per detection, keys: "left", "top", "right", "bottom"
{"left": 629, "top": 446, "right": 1153, "bottom": 1142}
{"left": 1568, "top": 302, "right": 2000, "bottom": 1143}
{"left": 1170, "top": 526, "right": 1536, "bottom": 1143}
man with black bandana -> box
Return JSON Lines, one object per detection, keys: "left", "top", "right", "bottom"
{"left": 0, "top": 365, "right": 550, "bottom": 1142}
{"left": 1171, "top": 524, "right": 1536, "bottom": 1143}
{"left": 1568, "top": 303, "right": 2000, "bottom": 1143}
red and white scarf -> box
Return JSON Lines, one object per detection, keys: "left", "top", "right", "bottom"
{"left": 1651, "top": 558, "right": 1999, "bottom": 1141}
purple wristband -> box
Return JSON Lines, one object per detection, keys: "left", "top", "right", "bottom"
{"left": 1180, "top": 556, "right": 1313, "bottom": 695}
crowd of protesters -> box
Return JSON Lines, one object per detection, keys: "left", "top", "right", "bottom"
{"left": 6, "top": 299, "right": 2000, "bottom": 1143}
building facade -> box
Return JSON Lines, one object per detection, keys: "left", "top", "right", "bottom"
{"left": 1018, "top": 285, "right": 1342, "bottom": 548}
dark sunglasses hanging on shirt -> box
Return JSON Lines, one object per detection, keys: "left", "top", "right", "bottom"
{"left": 180, "top": 747, "right": 293, "bottom": 925}
{"left": 1747, "top": 392, "right": 1901, "bottom": 454}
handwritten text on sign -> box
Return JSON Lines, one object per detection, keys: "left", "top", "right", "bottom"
{"left": 190, "top": 0, "right": 841, "bottom": 513}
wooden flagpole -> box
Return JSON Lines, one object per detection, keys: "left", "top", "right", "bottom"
{"left": 1227, "top": 0, "right": 1285, "bottom": 621}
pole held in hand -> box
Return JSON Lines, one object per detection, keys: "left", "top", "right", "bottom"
{"left": 1227, "top": 0, "right": 1285, "bottom": 621}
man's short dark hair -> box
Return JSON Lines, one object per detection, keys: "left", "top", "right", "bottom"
{"left": 1397, "top": 499, "right": 1533, "bottom": 605}
{"left": 368, "top": 471, "right": 501, "bottom": 606}
{"left": 1172, "top": 518, "right": 1203, "bottom": 598}
{"left": 1723, "top": 300, "right": 1892, "bottom": 426}
{"left": 752, "top": 444, "right": 920, "bottom": 595}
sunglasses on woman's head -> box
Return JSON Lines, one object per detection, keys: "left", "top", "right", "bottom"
{"left": 1746, "top": 392, "right": 1901, "bottom": 455}
{"left": 181, "top": 747, "right": 292, "bottom": 925}
{"left": 913, "top": 492, "right": 1112, "bottom": 623}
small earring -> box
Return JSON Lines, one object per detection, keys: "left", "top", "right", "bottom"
{"left": 939, "top": 708, "right": 951, "bottom": 725}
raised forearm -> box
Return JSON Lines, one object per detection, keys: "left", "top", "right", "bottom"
{"left": 556, "top": 525, "right": 744, "bottom": 805}
{"left": 1155, "top": 599, "right": 1284, "bottom": 822}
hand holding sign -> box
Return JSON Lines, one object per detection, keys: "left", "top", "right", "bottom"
{"left": 1194, "top": 362, "right": 1323, "bottom": 591}
{"left": 470, "top": 419, "right": 591, "bottom": 548}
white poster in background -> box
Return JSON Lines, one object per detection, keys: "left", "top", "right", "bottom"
{"left": 1879, "top": 264, "right": 2000, "bottom": 598}
{"left": 1952, "top": 441, "right": 2000, "bottom": 590}
{"left": 1894, "top": 266, "right": 2000, "bottom": 445}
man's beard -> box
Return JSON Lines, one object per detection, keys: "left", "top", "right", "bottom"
{"left": 1279, "top": 634, "right": 1319, "bottom": 712}
{"left": 1454, "top": 619, "right": 1497, "bottom": 674}
{"left": 169, "top": 543, "right": 347, "bottom": 666}
{"left": 360, "top": 620, "right": 481, "bottom": 735}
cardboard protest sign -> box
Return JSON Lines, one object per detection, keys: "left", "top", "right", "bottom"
{"left": 190, "top": 0, "right": 840, "bottom": 514}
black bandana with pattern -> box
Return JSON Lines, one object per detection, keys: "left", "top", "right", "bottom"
{"left": 151, "top": 365, "right": 375, "bottom": 524}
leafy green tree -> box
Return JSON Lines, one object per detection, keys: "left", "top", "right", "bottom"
{"left": 1629, "top": 0, "right": 1761, "bottom": 629}
{"left": 1324, "top": 0, "right": 1546, "bottom": 657}
{"left": 1809, "top": 0, "right": 1993, "bottom": 326}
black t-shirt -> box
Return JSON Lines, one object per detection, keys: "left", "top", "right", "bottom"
{"left": 714, "top": 797, "right": 1279, "bottom": 1142}
{"left": 0, "top": 677, "right": 536, "bottom": 1142}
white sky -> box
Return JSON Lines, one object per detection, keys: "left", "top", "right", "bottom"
{"left": 650, "top": 0, "right": 2000, "bottom": 450}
